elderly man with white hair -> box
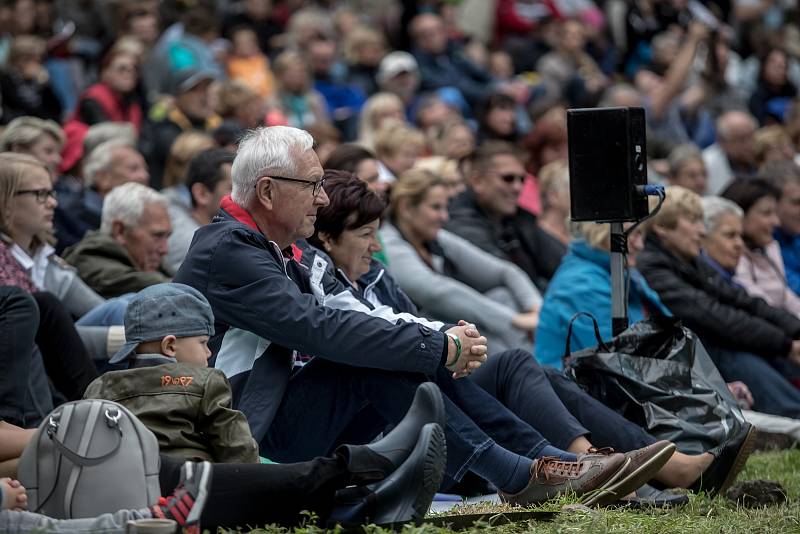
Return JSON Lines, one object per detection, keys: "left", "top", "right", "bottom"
{"left": 54, "top": 139, "right": 150, "bottom": 253}
{"left": 175, "top": 125, "right": 670, "bottom": 513}
{"left": 64, "top": 182, "right": 171, "bottom": 298}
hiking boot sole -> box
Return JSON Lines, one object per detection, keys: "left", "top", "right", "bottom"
{"left": 581, "top": 443, "right": 676, "bottom": 507}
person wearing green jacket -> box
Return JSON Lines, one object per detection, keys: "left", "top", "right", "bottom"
{"left": 64, "top": 182, "right": 172, "bottom": 299}
{"left": 83, "top": 282, "right": 259, "bottom": 464}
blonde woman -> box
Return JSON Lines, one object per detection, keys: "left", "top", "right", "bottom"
{"left": 537, "top": 161, "right": 571, "bottom": 245}
{"left": 0, "top": 152, "right": 122, "bottom": 400}
{"left": 413, "top": 156, "right": 464, "bottom": 199}
{"left": 162, "top": 132, "right": 217, "bottom": 190}
{"left": 382, "top": 168, "right": 541, "bottom": 353}
{"left": 754, "top": 125, "right": 796, "bottom": 166}
{"left": 0, "top": 116, "right": 64, "bottom": 175}
{"left": 373, "top": 121, "right": 424, "bottom": 183}
{"left": 0, "top": 152, "right": 129, "bottom": 324}
{"left": 357, "top": 92, "right": 407, "bottom": 151}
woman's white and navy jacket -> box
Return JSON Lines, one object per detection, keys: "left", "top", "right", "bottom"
{"left": 174, "top": 196, "right": 448, "bottom": 445}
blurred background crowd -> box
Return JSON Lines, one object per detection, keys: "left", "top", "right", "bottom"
{"left": 5, "top": 0, "right": 800, "bottom": 420}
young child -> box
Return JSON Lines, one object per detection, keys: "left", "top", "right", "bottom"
{"left": 83, "top": 283, "right": 259, "bottom": 464}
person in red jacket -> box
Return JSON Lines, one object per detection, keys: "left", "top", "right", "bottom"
{"left": 73, "top": 49, "right": 144, "bottom": 133}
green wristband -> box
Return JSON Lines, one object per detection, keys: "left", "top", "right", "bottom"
{"left": 446, "top": 333, "right": 461, "bottom": 367}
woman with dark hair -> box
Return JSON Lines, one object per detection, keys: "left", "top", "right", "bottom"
{"left": 521, "top": 107, "right": 568, "bottom": 175}
{"left": 307, "top": 170, "right": 393, "bottom": 299}
{"left": 749, "top": 48, "right": 798, "bottom": 126}
{"left": 721, "top": 178, "right": 800, "bottom": 318}
{"left": 304, "top": 170, "right": 732, "bottom": 499}
{"left": 477, "top": 91, "right": 518, "bottom": 144}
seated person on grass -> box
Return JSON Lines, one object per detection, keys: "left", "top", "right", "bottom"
{"left": 83, "top": 282, "right": 259, "bottom": 464}
{"left": 79, "top": 282, "right": 450, "bottom": 528}
{"left": 0, "top": 391, "right": 447, "bottom": 533}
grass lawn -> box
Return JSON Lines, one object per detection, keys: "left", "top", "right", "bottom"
{"left": 222, "top": 449, "right": 800, "bottom": 534}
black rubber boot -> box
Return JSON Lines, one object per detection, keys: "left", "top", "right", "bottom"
{"left": 337, "top": 382, "right": 445, "bottom": 484}
{"left": 329, "top": 422, "right": 447, "bottom": 527}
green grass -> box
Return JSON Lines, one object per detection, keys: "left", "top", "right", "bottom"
{"left": 220, "top": 449, "right": 800, "bottom": 534}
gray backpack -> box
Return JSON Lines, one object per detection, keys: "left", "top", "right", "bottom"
{"left": 18, "top": 399, "right": 161, "bottom": 518}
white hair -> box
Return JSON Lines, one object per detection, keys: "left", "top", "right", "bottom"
{"left": 83, "top": 138, "right": 136, "bottom": 187}
{"left": 83, "top": 122, "right": 137, "bottom": 156}
{"left": 231, "top": 126, "right": 314, "bottom": 207}
{"left": 701, "top": 196, "right": 743, "bottom": 234}
{"left": 101, "top": 182, "right": 168, "bottom": 233}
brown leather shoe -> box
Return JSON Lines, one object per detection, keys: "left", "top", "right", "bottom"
{"left": 582, "top": 440, "right": 676, "bottom": 507}
{"left": 499, "top": 452, "right": 627, "bottom": 506}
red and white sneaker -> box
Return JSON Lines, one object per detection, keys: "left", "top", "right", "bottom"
{"left": 151, "top": 461, "right": 213, "bottom": 534}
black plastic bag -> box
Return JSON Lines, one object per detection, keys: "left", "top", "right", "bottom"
{"left": 564, "top": 314, "right": 746, "bottom": 454}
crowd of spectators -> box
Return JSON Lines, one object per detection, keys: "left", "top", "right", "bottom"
{"left": 2, "top": 0, "right": 800, "bottom": 530}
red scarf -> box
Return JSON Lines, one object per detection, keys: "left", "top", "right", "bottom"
{"left": 220, "top": 195, "right": 303, "bottom": 261}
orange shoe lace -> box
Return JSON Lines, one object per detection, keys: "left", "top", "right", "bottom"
{"left": 534, "top": 456, "right": 585, "bottom": 480}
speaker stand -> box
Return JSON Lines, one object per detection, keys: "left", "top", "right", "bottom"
{"left": 610, "top": 222, "right": 628, "bottom": 337}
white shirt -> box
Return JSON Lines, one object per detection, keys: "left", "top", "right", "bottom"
{"left": 10, "top": 242, "right": 54, "bottom": 290}
{"left": 702, "top": 143, "right": 734, "bottom": 196}
{"left": 377, "top": 161, "right": 396, "bottom": 184}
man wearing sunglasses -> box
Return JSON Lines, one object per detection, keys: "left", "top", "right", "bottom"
{"left": 447, "top": 141, "right": 567, "bottom": 291}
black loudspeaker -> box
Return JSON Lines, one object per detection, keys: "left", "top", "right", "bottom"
{"left": 567, "top": 107, "right": 649, "bottom": 222}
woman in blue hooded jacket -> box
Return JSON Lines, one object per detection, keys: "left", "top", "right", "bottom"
{"left": 536, "top": 221, "right": 671, "bottom": 369}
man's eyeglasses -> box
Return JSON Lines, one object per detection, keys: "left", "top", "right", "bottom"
{"left": 15, "top": 188, "right": 55, "bottom": 203}
{"left": 497, "top": 173, "right": 526, "bottom": 185}
{"left": 261, "top": 176, "right": 327, "bottom": 196}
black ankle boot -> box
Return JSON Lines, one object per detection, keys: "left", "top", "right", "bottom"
{"left": 337, "top": 382, "right": 445, "bottom": 484}
{"left": 330, "top": 422, "right": 446, "bottom": 527}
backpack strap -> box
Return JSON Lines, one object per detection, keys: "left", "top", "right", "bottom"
{"left": 47, "top": 405, "right": 123, "bottom": 467}
{"left": 64, "top": 401, "right": 100, "bottom": 516}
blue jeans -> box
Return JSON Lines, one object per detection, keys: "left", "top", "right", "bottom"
{"left": 707, "top": 346, "right": 800, "bottom": 419}
{"left": 260, "top": 359, "right": 549, "bottom": 485}
{"left": 76, "top": 294, "right": 134, "bottom": 326}
{"left": 470, "top": 349, "right": 656, "bottom": 452}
